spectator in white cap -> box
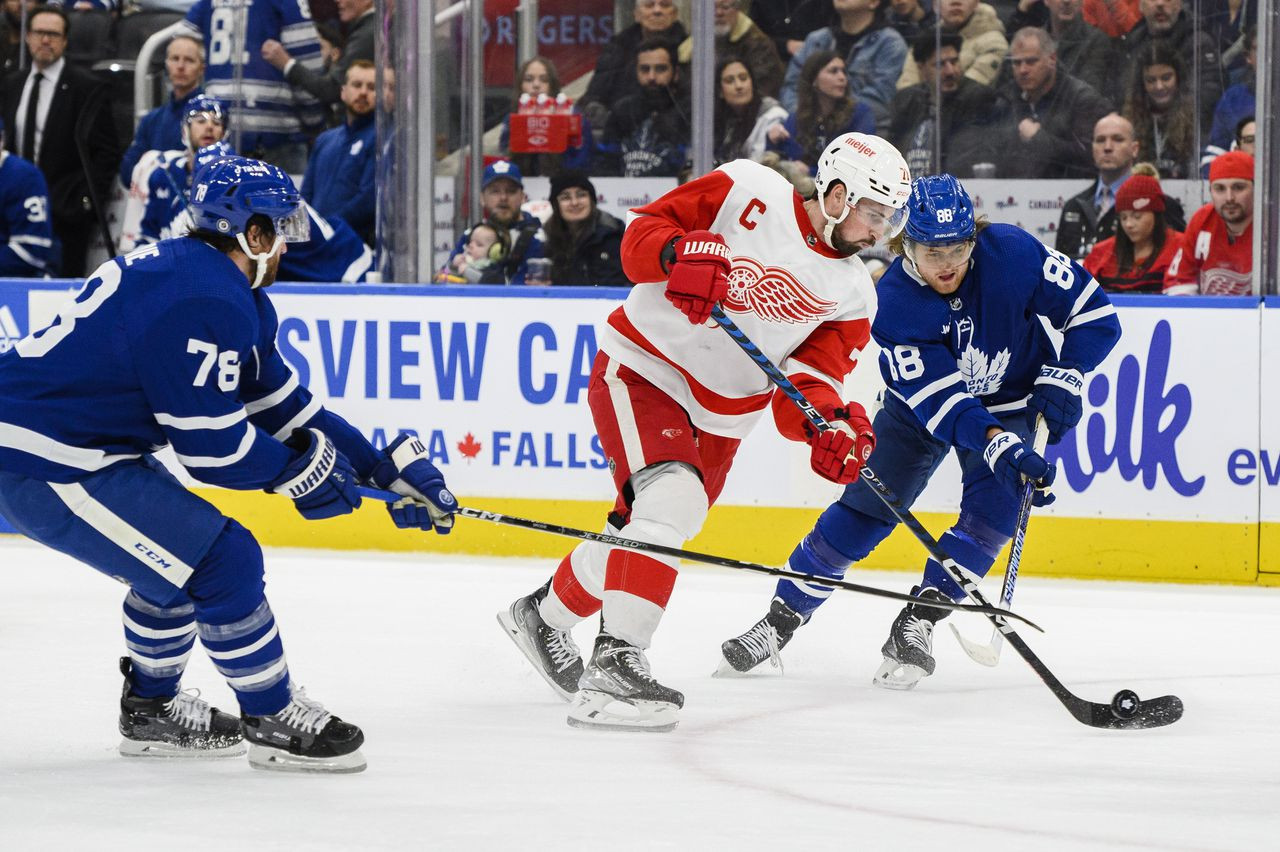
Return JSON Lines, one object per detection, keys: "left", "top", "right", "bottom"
{"left": 443, "top": 159, "right": 546, "bottom": 285}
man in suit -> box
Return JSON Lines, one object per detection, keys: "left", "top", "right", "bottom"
{"left": 1055, "top": 111, "right": 1185, "bottom": 260}
{"left": 3, "top": 5, "right": 118, "bottom": 277}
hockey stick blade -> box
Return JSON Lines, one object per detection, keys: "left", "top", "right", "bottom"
{"left": 356, "top": 486, "right": 1041, "bottom": 628}
{"left": 949, "top": 622, "right": 1001, "bottom": 667}
{"left": 709, "top": 306, "right": 1184, "bottom": 730}
{"left": 1003, "top": 632, "right": 1185, "bottom": 730}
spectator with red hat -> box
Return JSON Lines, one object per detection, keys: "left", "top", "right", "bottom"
{"left": 1164, "top": 150, "right": 1254, "bottom": 295}
{"left": 1083, "top": 165, "right": 1182, "bottom": 293}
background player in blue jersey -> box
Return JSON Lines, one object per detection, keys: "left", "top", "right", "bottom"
{"left": 130, "top": 95, "right": 374, "bottom": 283}
{"left": 0, "top": 157, "right": 456, "bottom": 772}
{"left": 719, "top": 174, "right": 1122, "bottom": 689}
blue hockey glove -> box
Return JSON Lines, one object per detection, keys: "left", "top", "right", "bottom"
{"left": 369, "top": 434, "right": 457, "bottom": 534}
{"left": 1027, "top": 362, "right": 1084, "bottom": 444}
{"left": 983, "top": 430, "right": 1057, "bottom": 506}
{"left": 270, "top": 428, "right": 362, "bottom": 520}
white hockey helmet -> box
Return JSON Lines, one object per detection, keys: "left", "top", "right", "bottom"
{"left": 812, "top": 132, "right": 912, "bottom": 246}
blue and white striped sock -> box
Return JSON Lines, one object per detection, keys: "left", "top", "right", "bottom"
{"left": 198, "top": 600, "right": 291, "bottom": 717}
{"left": 122, "top": 590, "right": 196, "bottom": 699}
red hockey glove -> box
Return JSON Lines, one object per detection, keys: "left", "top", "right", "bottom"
{"left": 807, "top": 404, "right": 875, "bottom": 484}
{"left": 665, "top": 230, "right": 731, "bottom": 325}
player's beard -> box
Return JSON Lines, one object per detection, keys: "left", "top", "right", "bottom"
{"left": 830, "top": 232, "right": 869, "bottom": 255}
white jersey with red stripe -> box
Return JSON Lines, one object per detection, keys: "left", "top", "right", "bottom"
{"left": 600, "top": 159, "right": 876, "bottom": 440}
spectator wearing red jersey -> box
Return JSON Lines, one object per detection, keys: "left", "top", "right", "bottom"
{"left": 1164, "top": 150, "right": 1253, "bottom": 294}
{"left": 1083, "top": 168, "right": 1181, "bottom": 293}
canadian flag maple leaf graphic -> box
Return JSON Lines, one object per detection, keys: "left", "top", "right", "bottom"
{"left": 457, "top": 432, "right": 482, "bottom": 461}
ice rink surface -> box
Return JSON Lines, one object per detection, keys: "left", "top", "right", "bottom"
{"left": 1, "top": 537, "right": 1277, "bottom": 851}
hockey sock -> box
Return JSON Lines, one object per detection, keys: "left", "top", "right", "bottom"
{"left": 541, "top": 542, "right": 607, "bottom": 630}
{"left": 602, "top": 547, "right": 676, "bottom": 649}
{"left": 184, "top": 519, "right": 290, "bottom": 716}
{"left": 122, "top": 590, "right": 196, "bottom": 699}
{"left": 921, "top": 527, "right": 1004, "bottom": 601}
{"left": 198, "top": 599, "right": 291, "bottom": 717}
{"left": 775, "top": 502, "right": 894, "bottom": 620}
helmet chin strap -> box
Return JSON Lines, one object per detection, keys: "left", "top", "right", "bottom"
{"left": 236, "top": 232, "right": 283, "bottom": 289}
{"left": 817, "top": 185, "right": 853, "bottom": 247}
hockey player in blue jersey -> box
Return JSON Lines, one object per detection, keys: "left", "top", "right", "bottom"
{"left": 719, "top": 174, "right": 1121, "bottom": 688}
{"left": 133, "top": 95, "right": 374, "bottom": 282}
{"left": 0, "top": 157, "right": 456, "bottom": 772}
{"left": 0, "top": 117, "right": 58, "bottom": 277}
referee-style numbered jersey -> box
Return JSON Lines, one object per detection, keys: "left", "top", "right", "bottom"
{"left": 875, "top": 223, "right": 1121, "bottom": 453}
{"left": 0, "top": 238, "right": 377, "bottom": 487}
{"left": 603, "top": 158, "right": 879, "bottom": 441}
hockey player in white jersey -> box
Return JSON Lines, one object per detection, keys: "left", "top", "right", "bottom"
{"left": 498, "top": 133, "right": 911, "bottom": 731}
{"left": 0, "top": 157, "right": 456, "bottom": 772}
{"left": 718, "top": 175, "right": 1121, "bottom": 688}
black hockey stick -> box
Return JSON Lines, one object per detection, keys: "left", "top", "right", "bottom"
{"left": 355, "top": 486, "right": 1040, "bottom": 626}
{"left": 709, "top": 305, "right": 1183, "bottom": 729}
{"left": 950, "top": 414, "right": 1048, "bottom": 666}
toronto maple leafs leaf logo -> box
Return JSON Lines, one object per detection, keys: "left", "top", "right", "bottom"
{"left": 722, "top": 257, "right": 837, "bottom": 324}
{"left": 959, "top": 345, "right": 1010, "bottom": 397}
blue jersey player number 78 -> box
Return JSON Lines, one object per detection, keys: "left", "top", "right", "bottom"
{"left": 0, "top": 156, "right": 458, "bottom": 773}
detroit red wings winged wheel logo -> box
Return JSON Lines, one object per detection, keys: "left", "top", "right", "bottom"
{"left": 722, "top": 257, "right": 838, "bottom": 324}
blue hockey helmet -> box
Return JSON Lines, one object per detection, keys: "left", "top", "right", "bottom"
{"left": 903, "top": 174, "right": 975, "bottom": 245}
{"left": 193, "top": 140, "right": 234, "bottom": 172}
{"left": 182, "top": 93, "right": 226, "bottom": 127}
{"left": 189, "top": 156, "right": 309, "bottom": 287}
{"left": 189, "top": 156, "right": 309, "bottom": 242}
{"left": 180, "top": 94, "right": 226, "bottom": 148}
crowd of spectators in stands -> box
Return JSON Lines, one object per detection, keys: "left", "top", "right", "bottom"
{"left": 0, "top": 0, "right": 1263, "bottom": 294}
{"left": 469, "top": 0, "right": 1260, "bottom": 291}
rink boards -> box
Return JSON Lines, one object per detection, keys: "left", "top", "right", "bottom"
{"left": 1, "top": 279, "right": 1278, "bottom": 586}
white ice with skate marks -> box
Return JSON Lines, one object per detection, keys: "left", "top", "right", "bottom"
{"left": 1, "top": 539, "right": 1277, "bottom": 850}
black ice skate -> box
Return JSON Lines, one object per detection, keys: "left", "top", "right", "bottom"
{"left": 715, "top": 598, "right": 804, "bottom": 676}
{"left": 117, "top": 657, "right": 245, "bottom": 758}
{"left": 567, "top": 634, "right": 684, "bottom": 733}
{"left": 241, "top": 687, "right": 366, "bottom": 773}
{"left": 497, "top": 580, "right": 584, "bottom": 701}
{"left": 872, "top": 587, "right": 954, "bottom": 690}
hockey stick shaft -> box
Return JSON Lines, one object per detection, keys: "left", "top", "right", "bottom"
{"left": 952, "top": 415, "right": 1047, "bottom": 665}
{"left": 356, "top": 486, "right": 1039, "bottom": 626}
{"left": 710, "top": 306, "right": 1182, "bottom": 729}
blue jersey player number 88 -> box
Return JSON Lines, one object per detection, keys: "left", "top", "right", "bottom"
{"left": 719, "top": 174, "right": 1120, "bottom": 689}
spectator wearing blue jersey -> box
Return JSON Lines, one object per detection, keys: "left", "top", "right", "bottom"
{"left": 180, "top": 0, "right": 326, "bottom": 173}
{"left": 444, "top": 159, "right": 545, "bottom": 285}
{"left": 0, "top": 115, "right": 57, "bottom": 275}
{"left": 719, "top": 175, "right": 1121, "bottom": 688}
{"left": 261, "top": 0, "right": 372, "bottom": 107}
{"left": 118, "top": 34, "right": 204, "bottom": 188}
{"left": 767, "top": 50, "right": 875, "bottom": 177}
{"left": 0, "top": 156, "right": 456, "bottom": 771}
{"left": 301, "top": 58, "right": 374, "bottom": 242}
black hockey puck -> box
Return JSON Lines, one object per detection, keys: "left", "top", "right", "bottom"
{"left": 1110, "top": 689, "right": 1140, "bottom": 720}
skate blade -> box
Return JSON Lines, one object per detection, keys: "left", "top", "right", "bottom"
{"left": 118, "top": 737, "right": 247, "bottom": 759}
{"left": 711, "top": 654, "right": 779, "bottom": 678}
{"left": 871, "top": 657, "right": 927, "bottom": 691}
{"left": 247, "top": 743, "right": 367, "bottom": 774}
{"left": 496, "top": 609, "right": 577, "bottom": 702}
{"left": 566, "top": 690, "right": 679, "bottom": 733}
